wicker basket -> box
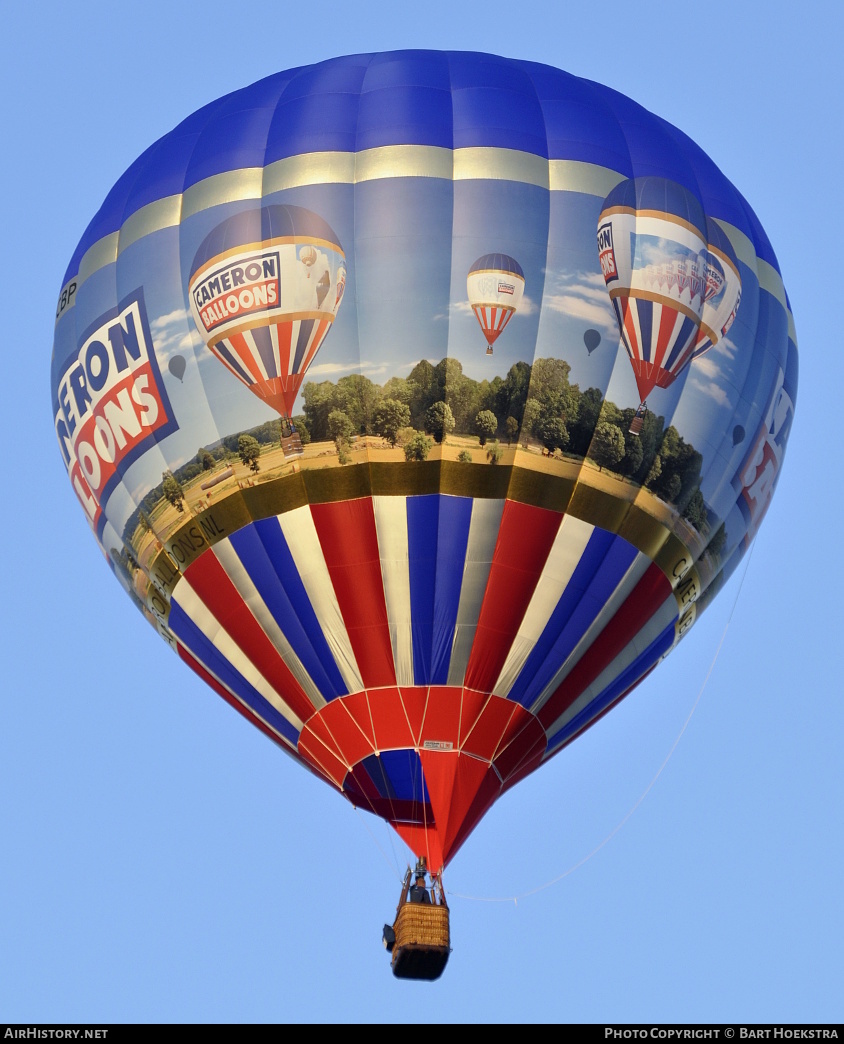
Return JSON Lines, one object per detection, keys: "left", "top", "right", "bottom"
{"left": 394, "top": 901, "right": 450, "bottom": 949}
{"left": 390, "top": 900, "right": 451, "bottom": 980}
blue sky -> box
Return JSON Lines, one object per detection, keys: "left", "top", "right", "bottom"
{"left": 2, "top": 0, "right": 841, "bottom": 1026}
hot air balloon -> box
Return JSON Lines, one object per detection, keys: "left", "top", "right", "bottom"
{"left": 168, "top": 355, "right": 186, "bottom": 382}
{"left": 467, "top": 254, "right": 525, "bottom": 354}
{"left": 597, "top": 178, "right": 742, "bottom": 434}
{"left": 583, "top": 329, "right": 601, "bottom": 355}
{"left": 188, "top": 205, "right": 345, "bottom": 458}
{"left": 50, "top": 51, "right": 797, "bottom": 981}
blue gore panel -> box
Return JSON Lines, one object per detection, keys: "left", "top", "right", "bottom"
{"left": 509, "top": 531, "right": 639, "bottom": 709}
{"left": 235, "top": 519, "right": 349, "bottom": 699}
{"left": 62, "top": 51, "right": 784, "bottom": 284}
{"left": 249, "top": 325, "right": 276, "bottom": 377}
{"left": 366, "top": 749, "right": 430, "bottom": 803}
{"left": 664, "top": 315, "right": 700, "bottom": 371}
{"left": 292, "top": 319, "right": 315, "bottom": 374}
{"left": 546, "top": 619, "right": 676, "bottom": 753}
{"left": 168, "top": 602, "right": 300, "bottom": 746}
{"left": 407, "top": 495, "right": 473, "bottom": 685}
{"left": 637, "top": 299, "right": 654, "bottom": 363}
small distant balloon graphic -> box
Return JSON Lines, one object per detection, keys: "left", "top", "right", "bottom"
{"left": 584, "top": 329, "right": 601, "bottom": 355}
{"left": 168, "top": 355, "right": 186, "bottom": 382}
{"left": 733, "top": 424, "right": 746, "bottom": 446}
{"left": 467, "top": 253, "right": 525, "bottom": 355}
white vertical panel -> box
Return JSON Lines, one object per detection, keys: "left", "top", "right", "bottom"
{"left": 446, "top": 498, "right": 505, "bottom": 686}
{"left": 172, "top": 573, "right": 305, "bottom": 730}
{"left": 213, "top": 539, "right": 326, "bottom": 711}
{"left": 373, "top": 496, "right": 413, "bottom": 686}
{"left": 277, "top": 507, "right": 363, "bottom": 693}
{"left": 529, "top": 552, "right": 653, "bottom": 715}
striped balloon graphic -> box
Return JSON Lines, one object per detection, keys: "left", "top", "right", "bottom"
{"left": 188, "top": 205, "right": 345, "bottom": 456}
{"left": 598, "top": 178, "right": 742, "bottom": 432}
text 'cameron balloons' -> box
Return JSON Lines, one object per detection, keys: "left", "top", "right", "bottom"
{"left": 188, "top": 205, "right": 346, "bottom": 459}
{"left": 51, "top": 51, "right": 797, "bottom": 877}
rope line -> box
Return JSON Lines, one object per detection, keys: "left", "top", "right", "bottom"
{"left": 448, "top": 540, "right": 757, "bottom": 904}
{"left": 352, "top": 541, "right": 757, "bottom": 903}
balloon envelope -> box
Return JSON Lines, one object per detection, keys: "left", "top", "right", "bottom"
{"left": 51, "top": 51, "right": 797, "bottom": 873}
{"left": 168, "top": 355, "right": 186, "bottom": 381}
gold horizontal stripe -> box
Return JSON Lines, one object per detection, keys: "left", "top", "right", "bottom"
{"left": 263, "top": 151, "right": 357, "bottom": 191}
{"left": 119, "top": 195, "right": 184, "bottom": 254}
{"left": 62, "top": 148, "right": 794, "bottom": 346}
{"left": 453, "top": 147, "right": 549, "bottom": 187}
{"left": 713, "top": 218, "right": 794, "bottom": 341}
{"left": 78, "top": 231, "right": 119, "bottom": 285}
{"left": 549, "top": 160, "right": 626, "bottom": 197}
{"left": 181, "top": 167, "right": 266, "bottom": 220}
{"left": 139, "top": 461, "right": 703, "bottom": 642}
{"left": 356, "top": 143, "right": 453, "bottom": 181}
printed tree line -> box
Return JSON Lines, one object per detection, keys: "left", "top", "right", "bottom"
{"left": 297, "top": 358, "right": 711, "bottom": 529}
{"left": 122, "top": 355, "right": 718, "bottom": 547}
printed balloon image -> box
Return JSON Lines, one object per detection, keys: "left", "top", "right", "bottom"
{"left": 168, "top": 355, "right": 186, "bottom": 382}
{"left": 467, "top": 253, "right": 525, "bottom": 355}
{"left": 51, "top": 50, "right": 797, "bottom": 981}
{"left": 597, "top": 178, "right": 743, "bottom": 435}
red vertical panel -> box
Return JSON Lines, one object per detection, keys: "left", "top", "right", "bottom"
{"left": 537, "top": 563, "right": 671, "bottom": 730}
{"left": 310, "top": 499, "right": 397, "bottom": 689}
{"left": 464, "top": 501, "right": 562, "bottom": 694}
{"left": 184, "top": 550, "right": 316, "bottom": 725}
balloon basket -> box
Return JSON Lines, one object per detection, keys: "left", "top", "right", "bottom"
{"left": 486, "top": 346, "right": 493, "bottom": 356}
{"left": 390, "top": 903, "right": 451, "bottom": 981}
{"left": 281, "top": 431, "right": 304, "bottom": 459}
{"left": 629, "top": 403, "right": 647, "bottom": 436}
{"left": 386, "top": 867, "right": 451, "bottom": 981}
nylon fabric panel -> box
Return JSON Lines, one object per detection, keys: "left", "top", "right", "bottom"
{"left": 528, "top": 546, "right": 653, "bottom": 712}
{"left": 537, "top": 562, "right": 672, "bottom": 729}
{"left": 211, "top": 539, "right": 326, "bottom": 712}
{"left": 248, "top": 326, "right": 277, "bottom": 377}
{"left": 464, "top": 501, "right": 563, "bottom": 694}
{"left": 407, "top": 495, "right": 473, "bottom": 685}
{"left": 429, "top": 497, "right": 474, "bottom": 685}
{"left": 492, "top": 514, "right": 594, "bottom": 698}
{"left": 508, "top": 530, "right": 639, "bottom": 708}
{"left": 277, "top": 507, "right": 363, "bottom": 693}
{"left": 310, "top": 499, "right": 397, "bottom": 689}
{"left": 178, "top": 550, "right": 315, "bottom": 725}
{"left": 546, "top": 618, "right": 677, "bottom": 752}
{"left": 167, "top": 597, "right": 301, "bottom": 745}
{"left": 446, "top": 498, "right": 505, "bottom": 686}
{"left": 232, "top": 519, "right": 349, "bottom": 699}
{"left": 544, "top": 595, "right": 677, "bottom": 739}
{"left": 372, "top": 496, "right": 414, "bottom": 686}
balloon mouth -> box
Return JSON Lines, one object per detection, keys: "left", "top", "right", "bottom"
{"left": 297, "top": 688, "right": 546, "bottom": 869}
